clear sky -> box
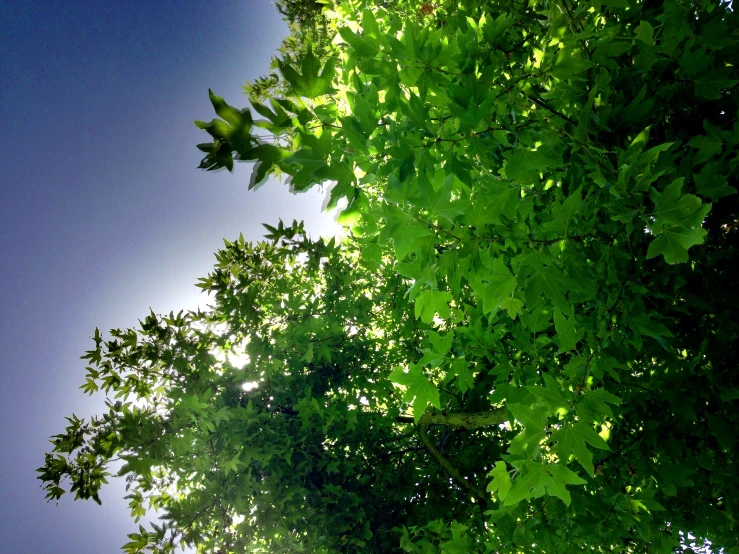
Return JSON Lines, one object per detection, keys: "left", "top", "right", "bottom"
{"left": 0, "top": 1, "right": 339, "bottom": 551}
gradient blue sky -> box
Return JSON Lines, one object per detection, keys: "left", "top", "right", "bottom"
{"left": 0, "top": 1, "right": 339, "bottom": 551}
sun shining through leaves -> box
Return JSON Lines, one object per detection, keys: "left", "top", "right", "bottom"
{"left": 38, "top": 0, "right": 739, "bottom": 552}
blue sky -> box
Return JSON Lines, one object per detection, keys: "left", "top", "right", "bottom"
{"left": 0, "top": 1, "right": 338, "bottom": 551}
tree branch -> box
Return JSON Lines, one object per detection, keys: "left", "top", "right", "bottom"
{"left": 418, "top": 423, "right": 488, "bottom": 504}
{"left": 395, "top": 408, "right": 507, "bottom": 429}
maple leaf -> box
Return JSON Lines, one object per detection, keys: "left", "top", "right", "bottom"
{"left": 504, "top": 147, "right": 562, "bottom": 182}
{"left": 526, "top": 374, "right": 569, "bottom": 410}
{"left": 278, "top": 50, "right": 336, "bottom": 99}
{"left": 469, "top": 258, "right": 517, "bottom": 315}
{"left": 505, "top": 461, "right": 586, "bottom": 506}
{"left": 411, "top": 173, "right": 465, "bottom": 224}
{"left": 554, "top": 309, "right": 582, "bottom": 351}
{"left": 545, "top": 186, "right": 583, "bottom": 236}
{"left": 415, "top": 291, "right": 453, "bottom": 324}
{"left": 646, "top": 226, "right": 707, "bottom": 264}
{"left": 389, "top": 365, "right": 441, "bottom": 422}
{"left": 487, "top": 461, "right": 512, "bottom": 502}
{"left": 507, "top": 403, "right": 548, "bottom": 457}
{"left": 650, "top": 178, "right": 711, "bottom": 231}
{"left": 553, "top": 422, "right": 610, "bottom": 476}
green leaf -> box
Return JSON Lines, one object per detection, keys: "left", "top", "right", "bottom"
{"left": 399, "top": 66, "right": 424, "bottom": 87}
{"left": 383, "top": 216, "right": 431, "bottom": 260}
{"left": 650, "top": 178, "right": 711, "bottom": 229}
{"left": 502, "top": 297, "right": 524, "bottom": 320}
{"left": 117, "top": 456, "right": 158, "bottom": 478}
{"left": 209, "top": 89, "right": 244, "bottom": 127}
{"left": 338, "top": 27, "right": 379, "bottom": 59}
{"left": 593, "top": 41, "right": 632, "bottom": 61}
{"left": 553, "top": 422, "right": 610, "bottom": 476}
{"left": 505, "top": 147, "right": 562, "bottom": 182}
{"left": 428, "top": 330, "right": 454, "bottom": 356}
{"left": 240, "top": 144, "right": 291, "bottom": 190}
{"left": 487, "top": 461, "right": 512, "bottom": 502}
{"left": 554, "top": 310, "right": 579, "bottom": 351}
{"left": 523, "top": 305, "right": 553, "bottom": 333}
{"left": 415, "top": 291, "right": 453, "bottom": 324}
{"left": 547, "top": 186, "right": 582, "bottom": 236}
{"left": 278, "top": 50, "right": 336, "bottom": 99}
{"left": 473, "top": 258, "right": 517, "bottom": 315}
{"left": 251, "top": 99, "right": 291, "bottom": 128}
{"left": 552, "top": 50, "right": 595, "bottom": 78}
{"left": 505, "top": 461, "right": 549, "bottom": 506}
{"left": 508, "top": 404, "right": 546, "bottom": 431}
{"left": 223, "top": 451, "right": 241, "bottom": 476}
{"left": 578, "top": 388, "right": 622, "bottom": 422}
{"left": 505, "top": 461, "right": 584, "bottom": 506}
{"left": 508, "top": 404, "right": 548, "bottom": 457}
{"left": 687, "top": 134, "right": 723, "bottom": 166}
{"left": 465, "top": 185, "right": 511, "bottom": 227}
{"left": 630, "top": 314, "right": 674, "bottom": 338}
{"left": 527, "top": 263, "right": 577, "bottom": 315}
{"left": 411, "top": 173, "right": 465, "bottom": 224}
{"left": 180, "top": 393, "right": 209, "bottom": 414}
{"left": 646, "top": 226, "right": 707, "bottom": 264}
{"left": 693, "top": 67, "right": 738, "bottom": 100}
{"left": 545, "top": 463, "right": 587, "bottom": 506}
{"left": 694, "top": 162, "right": 736, "bottom": 202}
{"left": 526, "top": 374, "right": 569, "bottom": 411}
{"left": 389, "top": 366, "right": 441, "bottom": 422}
{"left": 448, "top": 358, "right": 474, "bottom": 393}
{"left": 634, "top": 21, "right": 654, "bottom": 44}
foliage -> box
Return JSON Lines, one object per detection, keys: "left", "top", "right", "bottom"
{"left": 39, "top": 0, "right": 739, "bottom": 552}
{"left": 274, "top": 0, "right": 327, "bottom": 26}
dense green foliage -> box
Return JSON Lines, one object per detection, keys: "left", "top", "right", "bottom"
{"left": 39, "top": 0, "right": 739, "bottom": 552}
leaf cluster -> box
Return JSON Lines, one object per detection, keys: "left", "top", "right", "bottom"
{"left": 39, "top": 0, "right": 739, "bottom": 552}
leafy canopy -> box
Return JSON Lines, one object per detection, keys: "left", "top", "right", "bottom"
{"left": 40, "top": 0, "right": 739, "bottom": 552}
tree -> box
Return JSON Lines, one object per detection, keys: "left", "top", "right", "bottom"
{"left": 39, "top": 0, "right": 739, "bottom": 552}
